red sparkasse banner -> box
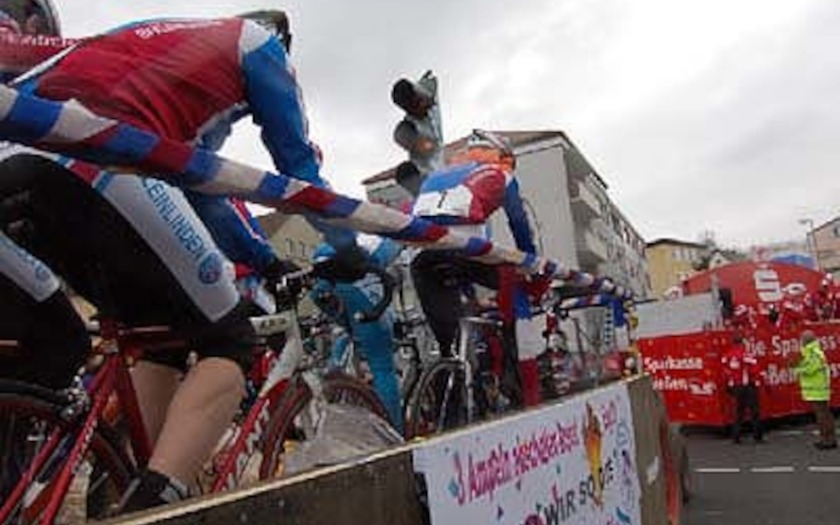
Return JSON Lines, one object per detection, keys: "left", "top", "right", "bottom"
{"left": 682, "top": 261, "right": 825, "bottom": 308}
{"left": 638, "top": 322, "right": 840, "bottom": 425}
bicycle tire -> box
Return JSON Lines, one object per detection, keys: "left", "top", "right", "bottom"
{"left": 404, "top": 359, "right": 469, "bottom": 439}
{"left": 322, "top": 371, "right": 391, "bottom": 423}
{"left": 258, "top": 372, "right": 394, "bottom": 480}
{"left": 0, "top": 388, "right": 134, "bottom": 523}
{"left": 258, "top": 375, "right": 313, "bottom": 480}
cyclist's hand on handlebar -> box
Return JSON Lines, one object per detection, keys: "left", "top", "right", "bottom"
{"left": 263, "top": 257, "right": 302, "bottom": 282}
{"left": 520, "top": 272, "right": 553, "bottom": 302}
{"left": 263, "top": 258, "right": 312, "bottom": 305}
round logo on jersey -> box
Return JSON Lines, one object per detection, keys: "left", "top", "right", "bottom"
{"left": 198, "top": 253, "right": 224, "bottom": 285}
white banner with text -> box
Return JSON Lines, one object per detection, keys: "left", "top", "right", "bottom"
{"left": 413, "top": 382, "right": 641, "bottom": 525}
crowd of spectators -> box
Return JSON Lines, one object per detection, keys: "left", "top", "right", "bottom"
{"left": 727, "top": 278, "right": 840, "bottom": 332}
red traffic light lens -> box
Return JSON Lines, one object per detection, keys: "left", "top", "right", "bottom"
{"left": 416, "top": 137, "right": 435, "bottom": 154}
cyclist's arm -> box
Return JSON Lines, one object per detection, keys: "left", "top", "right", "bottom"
{"left": 502, "top": 177, "right": 537, "bottom": 254}
{"left": 185, "top": 192, "right": 277, "bottom": 274}
{"left": 239, "top": 21, "right": 354, "bottom": 249}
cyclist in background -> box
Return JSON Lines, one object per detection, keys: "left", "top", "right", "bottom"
{"left": 410, "top": 130, "right": 546, "bottom": 407}
{"left": 310, "top": 234, "right": 404, "bottom": 432}
{"left": 1, "top": 9, "right": 363, "bottom": 512}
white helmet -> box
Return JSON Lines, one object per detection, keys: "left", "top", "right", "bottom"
{"left": 461, "top": 129, "right": 516, "bottom": 169}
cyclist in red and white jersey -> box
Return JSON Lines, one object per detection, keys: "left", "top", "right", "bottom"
{"left": 0, "top": 8, "right": 361, "bottom": 511}
{"left": 410, "top": 130, "right": 546, "bottom": 406}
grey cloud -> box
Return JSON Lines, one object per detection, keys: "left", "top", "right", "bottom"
{"left": 57, "top": 0, "right": 840, "bottom": 246}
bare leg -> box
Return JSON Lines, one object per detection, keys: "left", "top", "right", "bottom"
{"left": 148, "top": 358, "right": 245, "bottom": 483}
{"left": 132, "top": 361, "right": 181, "bottom": 445}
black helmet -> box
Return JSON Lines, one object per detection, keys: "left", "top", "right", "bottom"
{"left": 239, "top": 9, "right": 292, "bottom": 53}
{"left": 0, "top": 0, "right": 60, "bottom": 36}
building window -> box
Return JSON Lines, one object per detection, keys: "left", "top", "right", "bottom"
{"left": 285, "top": 239, "right": 295, "bottom": 257}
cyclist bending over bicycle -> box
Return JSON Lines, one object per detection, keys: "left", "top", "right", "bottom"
{"left": 410, "top": 130, "right": 548, "bottom": 408}
{"left": 0, "top": 8, "right": 366, "bottom": 513}
{"left": 310, "top": 234, "right": 404, "bottom": 432}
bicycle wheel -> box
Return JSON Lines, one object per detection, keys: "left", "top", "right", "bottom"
{"left": 258, "top": 371, "right": 396, "bottom": 480}
{"left": 258, "top": 375, "right": 313, "bottom": 480}
{"left": 322, "top": 371, "right": 391, "bottom": 422}
{"left": 405, "top": 359, "right": 469, "bottom": 438}
{"left": 0, "top": 383, "right": 133, "bottom": 523}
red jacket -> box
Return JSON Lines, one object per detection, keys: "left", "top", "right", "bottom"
{"left": 721, "top": 343, "right": 761, "bottom": 387}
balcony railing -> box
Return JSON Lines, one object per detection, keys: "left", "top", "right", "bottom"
{"left": 575, "top": 228, "right": 609, "bottom": 267}
{"left": 569, "top": 180, "right": 601, "bottom": 223}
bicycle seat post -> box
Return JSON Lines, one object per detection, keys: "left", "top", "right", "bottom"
{"left": 456, "top": 318, "right": 474, "bottom": 362}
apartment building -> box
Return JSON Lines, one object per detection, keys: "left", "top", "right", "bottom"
{"left": 645, "top": 238, "right": 706, "bottom": 298}
{"left": 257, "top": 213, "right": 323, "bottom": 267}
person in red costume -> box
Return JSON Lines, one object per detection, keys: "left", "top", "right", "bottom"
{"left": 721, "top": 333, "right": 764, "bottom": 443}
{"left": 730, "top": 303, "right": 757, "bottom": 332}
{"left": 778, "top": 286, "right": 807, "bottom": 330}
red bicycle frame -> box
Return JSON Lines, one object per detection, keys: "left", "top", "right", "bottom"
{"left": 0, "top": 309, "right": 309, "bottom": 524}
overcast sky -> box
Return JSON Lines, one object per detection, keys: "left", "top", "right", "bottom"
{"left": 59, "top": 0, "right": 839, "bottom": 249}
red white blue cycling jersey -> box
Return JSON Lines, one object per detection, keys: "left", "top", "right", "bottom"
{"left": 412, "top": 160, "right": 536, "bottom": 254}
{"left": 14, "top": 17, "right": 342, "bottom": 271}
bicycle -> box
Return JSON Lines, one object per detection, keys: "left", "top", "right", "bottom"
{"left": 392, "top": 311, "right": 434, "bottom": 405}
{"left": 402, "top": 258, "right": 526, "bottom": 438}
{"left": 0, "top": 267, "right": 390, "bottom": 524}
{"left": 402, "top": 262, "right": 589, "bottom": 438}
{"left": 403, "top": 305, "right": 519, "bottom": 438}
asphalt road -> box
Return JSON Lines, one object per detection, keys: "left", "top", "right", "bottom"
{"left": 684, "top": 420, "right": 840, "bottom": 525}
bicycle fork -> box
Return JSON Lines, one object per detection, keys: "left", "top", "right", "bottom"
{"left": 434, "top": 320, "right": 477, "bottom": 430}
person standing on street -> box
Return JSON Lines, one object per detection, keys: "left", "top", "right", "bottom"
{"left": 790, "top": 330, "right": 837, "bottom": 450}
{"left": 722, "top": 333, "right": 764, "bottom": 443}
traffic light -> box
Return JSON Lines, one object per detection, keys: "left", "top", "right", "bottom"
{"left": 391, "top": 70, "right": 444, "bottom": 196}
